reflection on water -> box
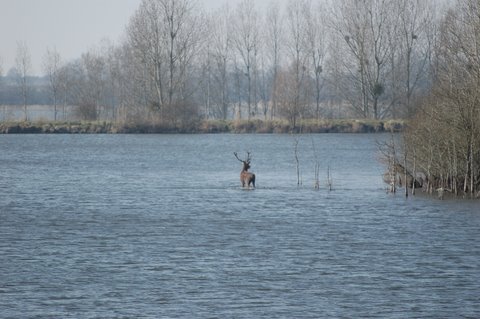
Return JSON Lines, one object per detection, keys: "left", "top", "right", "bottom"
{"left": 1, "top": 134, "right": 479, "bottom": 318}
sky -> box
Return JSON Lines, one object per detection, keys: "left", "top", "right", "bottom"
{"left": 0, "top": 0, "right": 270, "bottom": 76}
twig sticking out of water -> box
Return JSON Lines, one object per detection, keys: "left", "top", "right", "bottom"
{"left": 326, "top": 166, "right": 333, "bottom": 191}
{"left": 294, "top": 137, "right": 302, "bottom": 186}
{"left": 377, "top": 131, "right": 397, "bottom": 194}
{"left": 312, "top": 138, "right": 320, "bottom": 189}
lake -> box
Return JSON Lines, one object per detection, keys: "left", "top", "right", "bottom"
{"left": 1, "top": 134, "right": 479, "bottom": 318}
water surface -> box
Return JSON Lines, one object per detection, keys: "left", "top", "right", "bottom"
{"left": 1, "top": 134, "right": 479, "bottom": 318}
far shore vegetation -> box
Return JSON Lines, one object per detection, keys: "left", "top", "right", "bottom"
{"left": 0, "top": 119, "right": 404, "bottom": 134}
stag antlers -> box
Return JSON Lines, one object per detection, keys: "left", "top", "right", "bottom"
{"left": 234, "top": 151, "right": 252, "bottom": 165}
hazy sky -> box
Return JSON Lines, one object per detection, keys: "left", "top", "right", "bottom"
{"left": 0, "top": 0, "right": 269, "bottom": 75}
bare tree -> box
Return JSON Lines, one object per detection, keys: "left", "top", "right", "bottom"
{"left": 127, "top": 0, "right": 203, "bottom": 123}
{"left": 364, "top": 0, "right": 392, "bottom": 120}
{"left": 257, "top": 43, "right": 270, "bottom": 121}
{"left": 43, "top": 47, "right": 62, "bottom": 121}
{"left": 98, "top": 40, "right": 118, "bottom": 121}
{"left": 206, "top": 4, "right": 232, "bottom": 120}
{"left": 332, "top": 0, "right": 437, "bottom": 119}
{"left": 275, "top": 65, "right": 311, "bottom": 128}
{"left": 332, "top": 0, "right": 393, "bottom": 119}
{"left": 391, "top": 0, "right": 435, "bottom": 117}
{"left": 265, "top": 1, "right": 283, "bottom": 120}
{"left": 70, "top": 49, "right": 107, "bottom": 121}
{"left": 15, "top": 41, "right": 32, "bottom": 121}
{"left": 127, "top": 0, "right": 165, "bottom": 115}
{"left": 332, "top": 0, "right": 370, "bottom": 118}
{"left": 110, "top": 42, "right": 148, "bottom": 123}
{"left": 232, "top": 55, "right": 244, "bottom": 120}
{"left": 233, "top": 0, "right": 259, "bottom": 121}
{"left": 199, "top": 35, "right": 213, "bottom": 119}
{"left": 58, "top": 63, "right": 72, "bottom": 121}
{"left": 279, "top": 0, "right": 311, "bottom": 127}
{"left": 304, "top": 1, "right": 327, "bottom": 120}
{"left": 324, "top": 35, "right": 347, "bottom": 118}
{"left": 160, "top": 0, "right": 199, "bottom": 106}
{"left": 213, "top": 5, "right": 232, "bottom": 120}
{"left": 113, "top": 43, "right": 139, "bottom": 122}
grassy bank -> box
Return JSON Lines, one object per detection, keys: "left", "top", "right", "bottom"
{"left": 0, "top": 119, "right": 405, "bottom": 134}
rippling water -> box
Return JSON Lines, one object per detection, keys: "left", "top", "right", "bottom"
{"left": 1, "top": 134, "right": 479, "bottom": 318}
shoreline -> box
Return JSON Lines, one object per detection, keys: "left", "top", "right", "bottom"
{"left": 0, "top": 119, "right": 405, "bottom": 134}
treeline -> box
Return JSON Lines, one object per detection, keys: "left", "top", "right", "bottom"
{"left": 0, "top": 0, "right": 447, "bottom": 126}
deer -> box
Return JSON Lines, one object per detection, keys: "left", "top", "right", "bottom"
{"left": 234, "top": 151, "right": 256, "bottom": 188}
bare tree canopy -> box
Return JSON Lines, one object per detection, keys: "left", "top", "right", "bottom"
{"left": 0, "top": 0, "right": 458, "bottom": 126}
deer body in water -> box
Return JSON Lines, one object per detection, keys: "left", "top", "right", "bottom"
{"left": 234, "top": 152, "right": 256, "bottom": 188}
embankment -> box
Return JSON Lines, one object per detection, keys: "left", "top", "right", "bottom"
{"left": 0, "top": 119, "right": 405, "bottom": 134}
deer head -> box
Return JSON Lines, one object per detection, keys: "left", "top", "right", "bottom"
{"left": 234, "top": 151, "right": 252, "bottom": 172}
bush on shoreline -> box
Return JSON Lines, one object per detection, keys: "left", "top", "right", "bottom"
{"left": 0, "top": 119, "right": 405, "bottom": 134}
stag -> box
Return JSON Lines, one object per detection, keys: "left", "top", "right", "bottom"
{"left": 234, "top": 152, "right": 256, "bottom": 188}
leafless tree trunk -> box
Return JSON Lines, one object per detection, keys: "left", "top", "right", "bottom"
{"left": 199, "top": 36, "right": 213, "bottom": 119}
{"left": 365, "top": 0, "right": 391, "bottom": 120}
{"left": 266, "top": 1, "right": 282, "bottom": 120}
{"left": 403, "top": 136, "right": 409, "bottom": 197}
{"left": 15, "top": 41, "right": 32, "bottom": 122}
{"left": 379, "top": 131, "right": 398, "bottom": 193}
{"left": 233, "top": 0, "right": 259, "bottom": 121}
{"left": 332, "top": 0, "right": 370, "bottom": 118}
{"left": 324, "top": 37, "right": 345, "bottom": 118}
{"left": 281, "top": 0, "right": 311, "bottom": 128}
{"left": 161, "top": 0, "right": 196, "bottom": 106}
{"left": 43, "top": 47, "right": 62, "bottom": 121}
{"left": 257, "top": 45, "right": 270, "bottom": 121}
{"left": 311, "top": 138, "right": 320, "bottom": 189}
{"left": 210, "top": 4, "right": 232, "bottom": 120}
{"left": 305, "top": 2, "right": 326, "bottom": 121}
{"left": 294, "top": 137, "right": 302, "bottom": 186}
{"left": 326, "top": 166, "right": 333, "bottom": 191}
{"left": 233, "top": 56, "right": 243, "bottom": 120}
{"left": 394, "top": 0, "right": 435, "bottom": 117}
{"left": 411, "top": 147, "right": 417, "bottom": 196}
{"left": 101, "top": 40, "right": 121, "bottom": 122}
